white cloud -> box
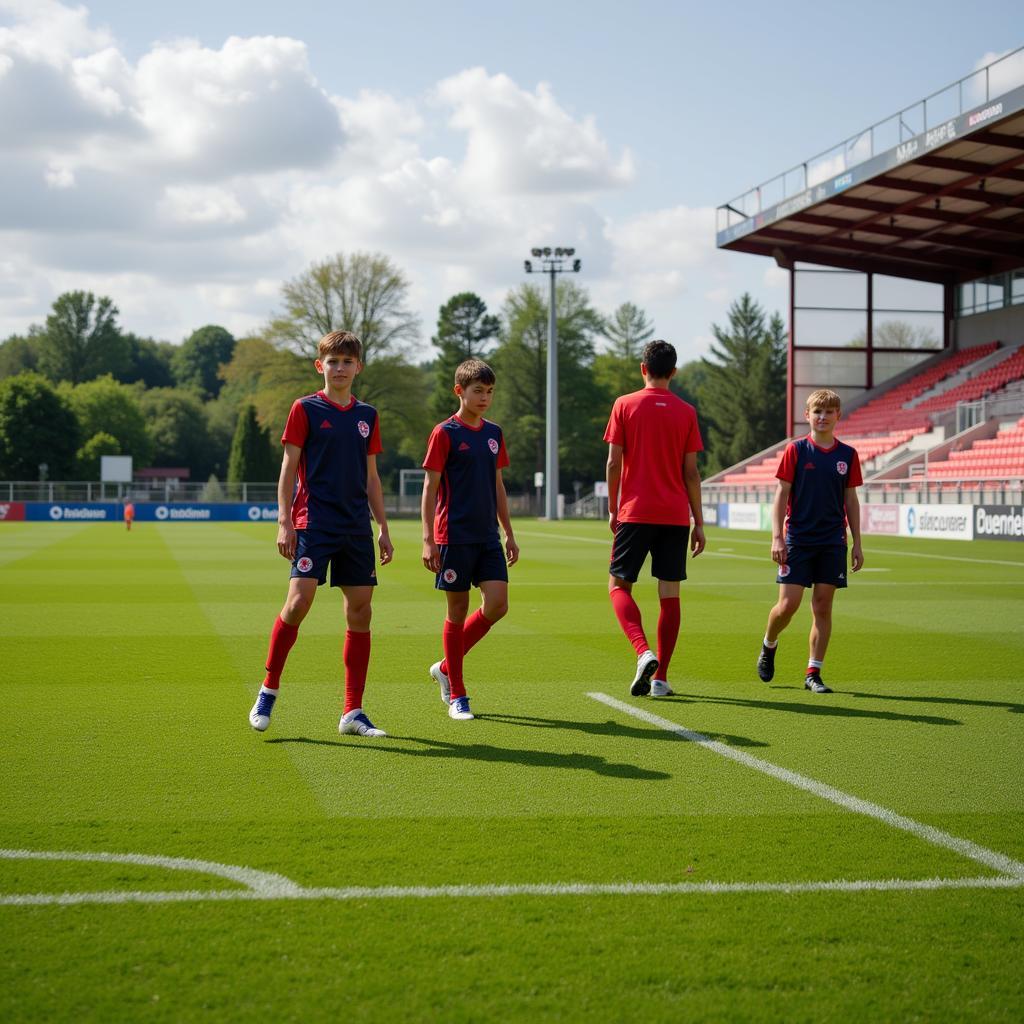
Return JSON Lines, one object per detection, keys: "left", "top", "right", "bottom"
{"left": 158, "top": 185, "right": 248, "bottom": 226}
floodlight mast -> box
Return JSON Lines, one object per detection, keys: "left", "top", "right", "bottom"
{"left": 523, "top": 247, "right": 581, "bottom": 519}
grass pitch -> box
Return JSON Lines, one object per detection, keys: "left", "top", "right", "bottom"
{"left": 2, "top": 520, "right": 1023, "bottom": 1022}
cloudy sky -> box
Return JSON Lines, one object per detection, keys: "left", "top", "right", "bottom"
{"left": 1, "top": 0, "right": 1020, "bottom": 363}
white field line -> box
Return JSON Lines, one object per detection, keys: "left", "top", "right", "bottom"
{"left": 1, "top": 858, "right": 1022, "bottom": 906}
{"left": 588, "top": 693, "right": 1024, "bottom": 880}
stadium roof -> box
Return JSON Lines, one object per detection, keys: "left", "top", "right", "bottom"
{"left": 717, "top": 47, "right": 1024, "bottom": 284}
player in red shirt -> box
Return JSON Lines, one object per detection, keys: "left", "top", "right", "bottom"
{"left": 249, "top": 331, "right": 393, "bottom": 737}
{"left": 757, "top": 388, "right": 863, "bottom": 693}
{"left": 604, "top": 340, "right": 705, "bottom": 697}
{"left": 421, "top": 359, "right": 519, "bottom": 721}
{"left": 123, "top": 502, "right": 135, "bottom": 531}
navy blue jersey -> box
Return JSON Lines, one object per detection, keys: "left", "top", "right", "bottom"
{"left": 423, "top": 416, "right": 509, "bottom": 544}
{"left": 282, "top": 392, "right": 382, "bottom": 534}
{"left": 777, "top": 436, "right": 863, "bottom": 546}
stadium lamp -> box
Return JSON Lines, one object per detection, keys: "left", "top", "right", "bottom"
{"left": 522, "top": 247, "right": 583, "bottom": 520}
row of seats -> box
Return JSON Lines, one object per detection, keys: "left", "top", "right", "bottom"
{"left": 915, "top": 350, "right": 1024, "bottom": 412}
{"left": 918, "top": 416, "right": 1024, "bottom": 481}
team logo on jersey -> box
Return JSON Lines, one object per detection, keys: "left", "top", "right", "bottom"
{"left": 296, "top": 557, "right": 314, "bottom": 573}
{"left": 836, "top": 460, "right": 848, "bottom": 475}
{"left": 488, "top": 438, "right": 499, "bottom": 455}
{"left": 778, "top": 564, "right": 791, "bottom": 578}
{"left": 443, "top": 569, "right": 458, "bottom": 584}
{"left": 357, "top": 420, "right": 370, "bottom": 439}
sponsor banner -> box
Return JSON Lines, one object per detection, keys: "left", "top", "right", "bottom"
{"left": 898, "top": 504, "right": 973, "bottom": 541}
{"left": 716, "top": 503, "right": 729, "bottom": 529}
{"left": 0, "top": 502, "right": 25, "bottom": 521}
{"left": 974, "top": 505, "right": 1024, "bottom": 542}
{"left": 727, "top": 503, "right": 763, "bottom": 531}
{"left": 17, "top": 502, "right": 280, "bottom": 523}
{"left": 702, "top": 503, "right": 718, "bottom": 526}
{"left": 759, "top": 503, "right": 773, "bottom": 531}
{"left": 26, "top": 503, "right": 120, "bottom": 521}
{"left": 862, "top": 504, "right": 899, "bottom": 536}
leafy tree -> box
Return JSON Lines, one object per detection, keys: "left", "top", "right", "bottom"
{"left": 121, "top": 334, "right": 176, "bottom": 389}
{"left": 227, "top": 404, "right": 278, "bottom": 484}
{"left": 75, "top": 431, "right": 121, "bottom": 479}
{"left": 38, "top": 291, "right": 130, "bottom": 384}
{"left": 62, "top": 375, "right": 153, "bottom": 468}
{"left": 0, "top": 331, "right": 43, "bottom": 379}
{"left": 700, "top": 294, "right": 787, "bottom": 472}
{"left": 0, "top": 373, "right": 79, "bottom": 479}
{"left": 139, "top": 388, "right": 213, "bottom": 476}
{"left": 850, "top": 319, "right": 940, "bottom": 349}
{"left": 172, "top": 325, "right": 236, "bottom": 398}
{"left": 429, "top": 293, "right": 500, "bottom": 422}
{"left": 267, "top": 251, "right": 420, "bottom": 361}
{"left": 593, "top": 302, "right": 655, "bottom": 401}
{"left": 490, "top": 281, "right": 606, "bottom": 492}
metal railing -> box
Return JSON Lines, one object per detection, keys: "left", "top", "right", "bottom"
{"left": 717, "top": 45, "right": 1024, "bottom": 232}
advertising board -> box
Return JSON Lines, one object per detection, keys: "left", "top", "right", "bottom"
{"left": 974, "top": 505, "right": 1024, "bottom": 542}
{"left": 898, "top": 504, "right": 974, "bottom": 541}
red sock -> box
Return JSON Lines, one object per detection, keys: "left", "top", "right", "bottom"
{"left": 441, "top": 609, "right": 494, "bottom": 676}
{"left": 443, "top": 619, "right": 466, "bottom": 700}
{"left": 609, "top": 587, "right": 648, "bottom": 655}
{"left": 657, "top": 597, "right": 680, "bottom": 682}
{"left": 343, "top": 629, "right": 371, "bottom": 714}
{"left": 263, "top": 616, "right": 299, "bottom": 690}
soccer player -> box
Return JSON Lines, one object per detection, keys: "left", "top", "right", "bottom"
{"left": 605, "top": 340, "right": 705, "bottom": 697}
{"left": 249, "top": 330, "right": 394, "bottom": 736}
{"left": 421, "top": 358, "right": 519, "bottom": 721}
{"left": 123, "top": 501, "right": 135, "bottom": 531}
{"left": 757, "top": 388, "right": 864, "bottom": 694}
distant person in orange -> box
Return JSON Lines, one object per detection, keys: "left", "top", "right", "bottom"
{"left": 124, "top": 502, "right": 135, "bottom": 531}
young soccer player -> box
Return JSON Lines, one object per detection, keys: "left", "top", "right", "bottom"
{"left": 249, "top": 330, "right": 394, "bottom": 736}
{"left": 605, "top": 340, "right": 705, "bottom": 697}
{"left": 757, "top": 388, "right": 864, "bottom": 694}
{"left": 421, "top": 359, "right": 519, "bottom": 721}
{"left": 123, "top": 502, "right": 134, "bottom": 531}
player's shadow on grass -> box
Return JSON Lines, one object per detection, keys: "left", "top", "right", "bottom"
{"left": 846, "top": 691, "right": 1023, "bottom": 714}
{"left": 268, "top": 736, "right": 671, "bottom": 780}
{"left": 478, "top": 713, "right": 769, "bottom": 749}
{"left": 675, "top": 692, "right": 960, "bottom": 726}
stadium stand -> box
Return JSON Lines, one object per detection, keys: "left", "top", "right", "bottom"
{"left": 924, "top": 416, "right": 1024, "bottom": 480}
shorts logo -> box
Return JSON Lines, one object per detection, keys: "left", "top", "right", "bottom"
{"left": 488, "top": 438, "right": 499, "bottom": 455}
{"left": 357, "top": 420, "right": 370, "bottom": 439}
{"left": 836, "top": 460, "right": 848, "bottom": 475}
{"left": 296, "top": 556, "right": 314, "bottom": 573}
{"left": 778, "top": 564, "right": 791, "bottom": 578}
{"left": 442, "top": 569, "right": 458, "bottom": 584}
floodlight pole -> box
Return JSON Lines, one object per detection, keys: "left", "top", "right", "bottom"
{"left": 523, "top": 248, "right": 581, "bottom": 519}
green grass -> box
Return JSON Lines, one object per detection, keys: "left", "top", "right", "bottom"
{"left": 2, "top": 520, "right": 1023, "bottom": 1022}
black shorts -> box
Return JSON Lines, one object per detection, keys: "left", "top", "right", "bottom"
{"left": 291, "top": 530, "right": 377, "bottom": 588}
{"left": 777, "top": 544, "right": 847, "bottom": 589}
{"left": 435, "top": 540, "right": 508, "bottom": 592}
{"left": 609, "top": 523, "right": 690, "bottom": 583}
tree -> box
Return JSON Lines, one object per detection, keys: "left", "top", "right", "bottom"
{"left": 121, "top": 334, "right": 176, "bottom": 389}
{"left": 0, "top": 332, "right": 43, "bottom": 379}
{"left": 267, "top": 251, "right": 420, "bottom": 361}
{"left": 38, "top": 291, "right": 130, "bottom": 384}
{"left": 700, "top": 294, "right": 787, "bottom": 472}
{"left": 139, "top": 388, "right": 213, "bottom": 476}
{"left": 490, "top": 281, "right": 606, "bottom": 492}
{"left": 850, "top": 319, "right": 941, "bottom": 350}
{"left": 429, "top": 293, "right": 500, "bottom": 423}
{"left": 62, "top": 375, "right": 153, "bottom": 468}
{"left": 172, "top": 325, "right": 236, "bottom": 398}
{"left": 76, "top": 431, "right": 121, "bottom": 479}
{"left": 593, "top": 302, "right": 655, "bottom": 401}
{"left": 0, "top": 373, "right": 79, "bottom": 479}
{"left": 227, "top": 404, "right": 278, "bottom": 484}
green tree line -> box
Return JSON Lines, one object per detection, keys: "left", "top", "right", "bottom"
{"left": 0, "top": 254, "right": 787, "bottom": 491}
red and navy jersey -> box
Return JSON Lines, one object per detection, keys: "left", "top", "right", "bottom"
{"left": 423, "top": 416, "right": 509, "bottom": 544}
{"left": 776, "top": 436, "right": 863, "bottom": 546}
{"left": 281, "top": 391, "right": 382, "bottom": 534}
{"left": 604, "top": 388, "right": 703, "bottom": 526}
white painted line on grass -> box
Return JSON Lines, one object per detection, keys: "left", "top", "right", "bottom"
{"left": 587, "top": 693, "right": 1024, "bottom": 880}
{"left": 0, "top": 848, "right": 303, "bottom": 897}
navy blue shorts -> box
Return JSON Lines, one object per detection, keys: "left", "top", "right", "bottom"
{"left": 609, "top": 523, "right": 690, "bottom": 583}
{"left": 435, "top": 541, "right": 508, "bottom": 591}
{"left": 291, "top": 530, "right": 377, "bottom": 588}
{"left": 777, "top": 544, "right": 847, "bottom": 588}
